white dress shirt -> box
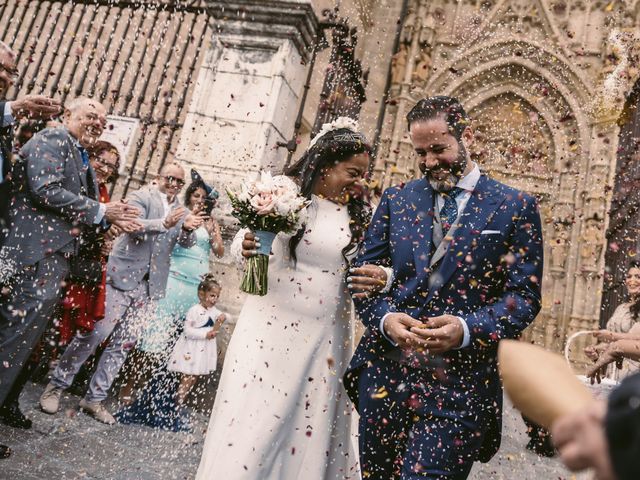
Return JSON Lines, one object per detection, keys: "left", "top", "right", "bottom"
{"left": 158, "top": 191, "right": 171, "bottom": 217}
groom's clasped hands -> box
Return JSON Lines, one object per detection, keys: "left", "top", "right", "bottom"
{"left": 384, "top": 313, "right": 464, "bottom": 354}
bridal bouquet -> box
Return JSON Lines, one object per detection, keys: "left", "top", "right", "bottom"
{"left": 228, "top": 171, "right": 309, "bottom": 296}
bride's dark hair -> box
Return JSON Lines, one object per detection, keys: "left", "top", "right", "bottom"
{"left": 627, "top": 260, "right": 640, "bottom": 320}
{"left": 284, "top": 127, "right": 372, "bottom": 264}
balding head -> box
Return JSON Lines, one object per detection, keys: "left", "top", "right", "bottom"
{"left": 65, "top": 96, "right": 104, "bottom": 114}
{"left": 160, "top": 162, "right": 184, "bottom": 178}
{"left": 0, "top": 41, "right": 17, "bottom": 99}
{"left": 158, "top": 162, "right": 186, "bottom": 201}
{"left": 63, "top": 96, "right": 107, "bottom": 148}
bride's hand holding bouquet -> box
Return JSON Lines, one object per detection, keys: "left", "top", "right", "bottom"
{"left": 228, "top": 171, "right": 309, "bottom": 296}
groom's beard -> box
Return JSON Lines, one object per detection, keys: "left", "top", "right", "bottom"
{"left": 423, "top": 141, "right": 468, "bottom": 193}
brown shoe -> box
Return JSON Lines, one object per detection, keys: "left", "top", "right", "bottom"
{"left": 39, "top": 383, "right": 64, "bottom": 415}
{"left": 78, "top": 399, "right": 115, "bottom": 425}
{"left": 0, "top": 444, "right": 10, "bottom": 459}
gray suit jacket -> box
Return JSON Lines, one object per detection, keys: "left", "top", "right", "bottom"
{"left": 2, "top": 126, "right": 100, "bottom": 267}
{"left": 107, "top": 186, "right": 196, "bottom": 300}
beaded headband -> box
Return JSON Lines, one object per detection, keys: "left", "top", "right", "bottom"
{"left": 308, "top": 116, "right": 362, "bottom": 150}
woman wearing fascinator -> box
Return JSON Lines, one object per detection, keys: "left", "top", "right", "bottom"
{"left": 115, "top": 169, "right": 224, "bottom": 430}
{"left": 195, "top": 118, "right": 391, "bottom": 479}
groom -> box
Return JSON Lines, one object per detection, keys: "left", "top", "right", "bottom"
{"left": 345, "top": 96, "right": 544, "bottom": 479}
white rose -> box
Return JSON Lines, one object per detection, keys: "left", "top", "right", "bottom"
{"left": 274, "top": 194, "right": 299, "bottom": 216}
{"left": 272, "top": 175, "right": 299, "bottom": 194}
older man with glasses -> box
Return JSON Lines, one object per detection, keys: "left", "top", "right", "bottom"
{"left": 40, "top": 162, "right": 206, "bottom": 425}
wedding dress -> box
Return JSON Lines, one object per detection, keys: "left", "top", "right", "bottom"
{"left": 196, "top": 195, "right": 360, "bottom": 480}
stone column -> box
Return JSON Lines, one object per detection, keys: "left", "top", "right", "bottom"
{"left": 172, "top": 1, "right": 320, "bottom": 358}
{"left": 176, "top": 1, "right": 319, "bottom": 193}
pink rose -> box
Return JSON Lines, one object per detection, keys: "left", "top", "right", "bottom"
{"left": 250, "top": 192, "right": 276, "bottom": 215}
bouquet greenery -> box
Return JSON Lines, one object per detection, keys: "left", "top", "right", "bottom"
{"left": 228, "top": 171, "right": 309, "bottom": 295}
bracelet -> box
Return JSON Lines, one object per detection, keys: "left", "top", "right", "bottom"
{"left": 181, "top": 225, "right": 194, "bottom": 232}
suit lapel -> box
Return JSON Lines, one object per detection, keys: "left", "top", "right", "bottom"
{"left": 410, "top": 178, "right": 436, "bottom": 277}
{"left": 87, "top": 165, "right": 99, "bottom": 200}
{"left": 426, "top": 175, "right": 504, "bottom": 303}
{"left": 65, "top": 130, "right": 89, "bottom": 190}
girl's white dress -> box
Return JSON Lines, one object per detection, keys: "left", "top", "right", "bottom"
{"left": 168, "top": 304, "right": 222, "bottom": 375}
{"left": 196, "top": 196, "right": 360, "bottom": 480}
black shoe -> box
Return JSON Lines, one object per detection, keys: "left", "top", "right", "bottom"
{"left": 0, "top": 444, "right": 10, "bottom": 459}
{"left": 0, "top": 402, "right": 32, "bottom": 429}
{"left": 526, "top": 437, "right": 556, "bottom": 457}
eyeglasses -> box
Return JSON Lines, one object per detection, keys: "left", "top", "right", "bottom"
{"left": 92, "top": 157, "right": 118, "bottom": 172}
{"left": 0, "top": 63, "right": 18, "bottom": 80}
{"left": 164, "top": 175, "right": 185, "bottom": 187}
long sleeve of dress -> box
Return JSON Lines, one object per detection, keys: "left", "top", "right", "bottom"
{"left": 183, "top": 307, "right": 210, "bottom": 340}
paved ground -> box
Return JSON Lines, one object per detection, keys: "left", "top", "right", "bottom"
{"left": 0, "top": 382, "right": 587, "bottom": 480}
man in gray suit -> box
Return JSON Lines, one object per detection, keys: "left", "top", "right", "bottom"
{"left": 0, "top": 41, "right": 63, "bottom": 449}
{"left": 0, "top": 97, "right": 141, "bottom": 436}
{"left": 41, "top": 162, "right": 204, "bottom": 424}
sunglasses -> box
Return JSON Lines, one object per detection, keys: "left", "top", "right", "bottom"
{"left": 164, "top": 175, "right": 185, "bottom": 187}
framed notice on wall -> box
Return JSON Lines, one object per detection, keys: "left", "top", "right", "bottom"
{"left": 101, "top": 115, "right": 139, "bottom": 173}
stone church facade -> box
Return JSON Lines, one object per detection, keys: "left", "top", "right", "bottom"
{"left": 3, "top": 0, "right": 640, "bottom": 362}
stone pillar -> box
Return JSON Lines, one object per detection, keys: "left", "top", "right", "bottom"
{"left": 176, "top": 1, "right": 319, "bottom": 193}
{"left": 172, "top": 1, "right": 320, "bottom": 358}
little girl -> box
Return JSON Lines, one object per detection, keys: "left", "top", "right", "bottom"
{"left": 168, "top": 275, "right": 227, "bottom": 406}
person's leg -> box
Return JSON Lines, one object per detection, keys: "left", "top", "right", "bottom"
{"left": 399, "top": 375, "right": 485, "bottom": 480}
{"left": 84, "top": 283, "right": 153, "bottom": 404}
{"left": 399, "top": 415, "right": 482, "bottom": 480}
{"left": 0, "top": 356, "right": 37, "bottom": 428}
{"left": 48, "top": 284, "right": 125, "bottom": 391}
{"left": 357, "top": 357, "right": 413, "bottom": 480}
{"left": 0, "top": 253, "right": 68, "bottom": 406}
{"left": 176, "top": 374, "right": 197, "bottom": 405}
{"left": 118, "top": 350, "right": 159, "bottom": 405}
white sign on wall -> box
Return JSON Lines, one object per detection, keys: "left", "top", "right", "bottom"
{"left": 101, "top": 115, "right": 139, "bottom": 173}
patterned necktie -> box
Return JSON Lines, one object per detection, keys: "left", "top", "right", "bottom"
{"left": 439, "top": 187, "right": 464, "bottom": 230}
{"left": 77, "top": 146, "right": 89, "bottom": 167}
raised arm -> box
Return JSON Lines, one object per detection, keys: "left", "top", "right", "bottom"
{"left": 125, "top": 189, "right": 167, "bottom": 233}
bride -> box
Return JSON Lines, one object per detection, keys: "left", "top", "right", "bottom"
{"left": 195, "top": 119, "right": 389, "bottom": 479}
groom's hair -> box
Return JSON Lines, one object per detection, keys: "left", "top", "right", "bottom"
{"left": 406, "top": 96, "right": 470, "bottom": 140}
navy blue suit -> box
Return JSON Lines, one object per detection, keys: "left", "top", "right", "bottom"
{"left": 344, "top": 174, "right": 543, "bottom": 479}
